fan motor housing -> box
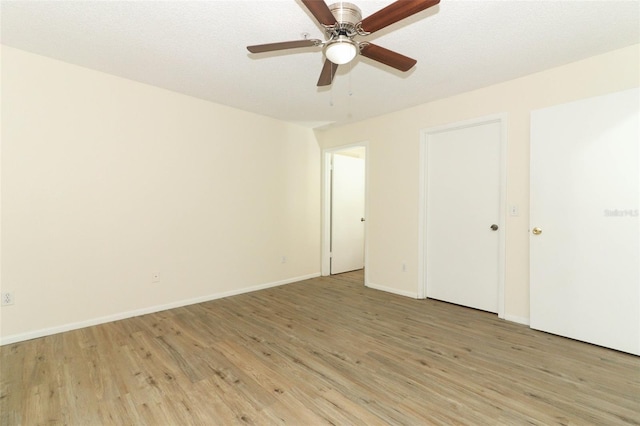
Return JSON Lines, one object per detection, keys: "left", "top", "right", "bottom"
{"left": 329, "top": 2, "right": 362, "bottom": 25}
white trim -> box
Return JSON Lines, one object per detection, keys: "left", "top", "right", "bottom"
{"left": 417, "top": 137, "right": 428, "bottom": 299}
{"left": 321, "top": 142, "right": 369, "bottom": 283}
{"left": 366, "top": 282, "right": 419, "bottom": 299}
{"left": 0, "top": 273, "right": 320, "bottom": 346}
{"left": 419, "top": 113, "right": 508, "bottom": 318}
{"left": 498, "top": 116, "right": 508, "bottom": 320}
{"left": 504, "top": 314, "right": 530, "bottom": 326}
{"left": 321, "top": 151, "right": 332, "bottom": 276}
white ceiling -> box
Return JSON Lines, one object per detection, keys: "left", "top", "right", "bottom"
{"left": 2, "top": 1, "right": 639, "bottom": 129}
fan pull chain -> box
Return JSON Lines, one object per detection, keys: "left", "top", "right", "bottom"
{"left": 347, "top": 61, "right": 353, "bottom": 118}
{"left": 329, "top": 62, "right": 335, "bottom": 106}
{"left": 329, "top": 84, "right": 334, "bottom": 107}
{"left": 348, "top": 60, "right": 353, "bottom": 97}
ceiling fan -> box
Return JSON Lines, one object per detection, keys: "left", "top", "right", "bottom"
{"left": 247, "top": 0, "right": 440, "bottom": 87}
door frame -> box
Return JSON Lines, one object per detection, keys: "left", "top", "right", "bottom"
{"left": 321, "top": 142, "right": 369, "bottom": 279}
{"left": 418, "top": 114, "right": 507, "bottom": 319}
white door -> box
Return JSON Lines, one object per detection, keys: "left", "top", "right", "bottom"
{"left": 331, "top": 153, "right": 365, "bottom": 274}
{"left": 425, "top": 120, "right": 502, "bottom": 313}
{"left": 530, "top": 88, "right": 639, "bottom": 355}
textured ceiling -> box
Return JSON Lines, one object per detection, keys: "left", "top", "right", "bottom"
{"left": 2, "top": 1, "right": 639, "bottom": 129}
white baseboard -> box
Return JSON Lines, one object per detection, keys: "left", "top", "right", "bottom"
{"left": 0, "top": 272, "right": 320, "bottom": 346}
{"left": 366, "top": 281, "right": 419, "bottom": 299}
{"left": 504, "top": 314, "right": 530, "bottom": 326}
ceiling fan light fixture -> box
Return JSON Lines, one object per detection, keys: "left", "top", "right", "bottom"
{"left": 324, "top": 36, "right": 357, "bottom": 65}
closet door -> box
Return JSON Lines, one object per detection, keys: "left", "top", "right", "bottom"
{"left": 530, "top": 88, "right": 639, "bottom": 355}
{"left": 425, "top": 120, "right": 502, "bottom": 313}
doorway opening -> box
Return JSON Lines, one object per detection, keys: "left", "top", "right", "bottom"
{"left": 322, "top": 143, "right": 368, "bottom": 281}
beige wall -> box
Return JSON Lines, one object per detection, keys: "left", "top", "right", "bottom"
{"left": 0, "top": 46, "right": 321, "bottom": 342}
{"left": 316, "top": 44, "right": 640, "bottom": 323}
{"left": 2, "top": 44, "right": 638, "bottom": 342}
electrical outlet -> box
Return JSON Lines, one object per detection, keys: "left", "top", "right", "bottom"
{"left": 151, "top": 272, "right": 160, "bottom": 283}
{"left": 402, "top": 262, "right": 407, "bottom": 272}
{"left": 281, "top": 256, "right": 287, "bottom": 264}
{"left": 1, "top": 292, "right": 15, "bottom": 306}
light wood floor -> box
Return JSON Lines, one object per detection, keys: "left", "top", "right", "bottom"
{"left": 2, "top": 270, "right": 639, "bottom": 425}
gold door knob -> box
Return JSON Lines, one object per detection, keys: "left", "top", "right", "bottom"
{"left": 532, "top": 227, "right": 542, "bottom": 235}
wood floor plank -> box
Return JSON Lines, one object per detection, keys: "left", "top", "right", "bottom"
{"left": 2, "top": 270, "right": 639, "bottom": 424}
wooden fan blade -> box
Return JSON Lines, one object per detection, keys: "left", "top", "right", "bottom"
{"left": 360, "top": 43, "right": 417, "bottom": 72}
{"left": 317, "top": 59, "right": 338, "bottom": 86}
{"left": 359, "top": 0, "right": 440, "bottom": 34}
{"left": 247, "top": 39, "right": 321, "bottom": 54}
{"left": 301, "top": 0, "right": 337, "bottom": 26}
